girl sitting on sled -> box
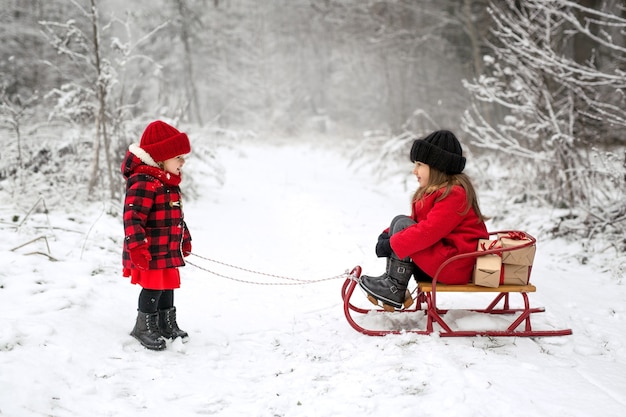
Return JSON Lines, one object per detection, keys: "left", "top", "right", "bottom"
{"left": 360, "top": 130, "right": 489, "bottom": 310}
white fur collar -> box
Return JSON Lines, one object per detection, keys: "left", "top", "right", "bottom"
{"left": 129, "top": 143, "right": 159, "bottom": 168}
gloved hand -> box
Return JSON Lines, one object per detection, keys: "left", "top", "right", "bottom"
{"left": 129, "top": 245, "right": 152, "bottom": 270}
{"left": 375, "top": 231, "right": 392, "bottom": 258}
{"left": 182, "top": 241, "right": 192, "bottom": 257}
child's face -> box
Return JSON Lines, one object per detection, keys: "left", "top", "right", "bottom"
{"left": 162, "top": 155, "right": 186, "bottom": 176}
{"left": 412, "top": 161, "right": 430, "bottom": 188}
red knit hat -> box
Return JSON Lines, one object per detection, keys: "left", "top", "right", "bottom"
{"left": 139, "top": 120, "right": 191, "bottom": 162}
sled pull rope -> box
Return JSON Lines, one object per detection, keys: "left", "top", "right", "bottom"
{"left": 187, "top": 253, "right": 350, "bottom": 285}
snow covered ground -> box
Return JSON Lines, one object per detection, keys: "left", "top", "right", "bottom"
{"left": 1, "top": 135, "right": 625, "bottom": 417}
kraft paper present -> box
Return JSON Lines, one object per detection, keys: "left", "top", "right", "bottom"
{"left": 502, "top": 264, "right": 530, "bottom": 285}
{"left": 473, "top": 239, "right": 502, "bottom": 288}
{"left": 498, "top": 235, "right": 536, "bottom": 266}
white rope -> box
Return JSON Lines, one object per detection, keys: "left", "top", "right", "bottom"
{"left": 187, "top": 253, "right": 350, "bottom": 286}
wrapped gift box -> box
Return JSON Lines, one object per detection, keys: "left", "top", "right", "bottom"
{"left": 498, "top": 233, "right": 536, "bottom": 266}
{"left": 502, "top": 264, "right": 530, "bottom": 285}
{"left": 473, "top": 239, "right": 502, "bottom": 288}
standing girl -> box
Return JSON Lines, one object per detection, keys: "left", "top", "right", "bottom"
{"left": 121, "top": 120, "right": 192, "bottom": 350}
{"left": 360, "top": 130, "right": 489, "bottom": 310}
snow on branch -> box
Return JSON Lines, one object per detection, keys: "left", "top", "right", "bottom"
{"left": 462, "top": 0, "right": 625, "bottom": 245}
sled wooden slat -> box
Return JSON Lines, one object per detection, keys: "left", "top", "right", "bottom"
{"left": 342, "top": 230, "right": 573, "bottom": 338}
{"left": 418, "top": 282, "right": 536, "bottom": 293}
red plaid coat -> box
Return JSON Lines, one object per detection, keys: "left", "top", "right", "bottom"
{"left": 121, "top": 151, "right": 192, "bottom": 275}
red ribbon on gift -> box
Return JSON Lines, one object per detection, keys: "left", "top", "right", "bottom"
{"left": 501, "top": 231, "right": 527, "bottom": 240}
{"left": 480, "top": 240, "right": 502, "bottom": 255}
{"left": 480, "top": 240, "right": 505, "bottom": 284}
{"left": 496, "top": 232, "right": 529, "bottom": 284}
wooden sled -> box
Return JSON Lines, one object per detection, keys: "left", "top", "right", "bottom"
{"left": 342, "top": 231, "right": 573, "bottom": 337}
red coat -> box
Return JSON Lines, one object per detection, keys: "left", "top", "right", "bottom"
{"left": 390, "top": 185, "right": 488, "bottom": 284}
{"left": 121, "top": 151, "right": 192, "bottom": 285}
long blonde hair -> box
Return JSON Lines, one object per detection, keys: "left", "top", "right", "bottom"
{"left": 412, "top": 168, "right": 488, "bottom": 222}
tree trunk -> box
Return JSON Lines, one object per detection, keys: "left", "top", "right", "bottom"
{"left": 462, "top": 0, "right": 495, "bottom": 127}
{"left": 176, "top": 0, "right": 203, "bottom": 126}
{"left": 87, "top": 0, "right": 115, "bottom": 198}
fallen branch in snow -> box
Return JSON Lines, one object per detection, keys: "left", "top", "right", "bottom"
{"left": 80, "top": 203, "right": 106, "bottom": 261}
{"left": 10, "top": 235, "right": 58, "bottom": 261}
{"left": 21, "top": 251, "right": 59, "bottom": 262}
{"left": 10, "top": 235, "right": 51, "bottom": 253}
{"left": 17, "top": 196, "right": 50, "bottom": 229}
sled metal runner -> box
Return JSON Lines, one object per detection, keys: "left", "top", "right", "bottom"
{"left": 342, "top": 231, "right": 573, "bottom": 337}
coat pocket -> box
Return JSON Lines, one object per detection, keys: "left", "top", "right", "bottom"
{"left": 146, "top": 227, "right": 171, "bottom": 257}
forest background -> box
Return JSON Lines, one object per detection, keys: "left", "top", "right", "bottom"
{"left": 0, "top": 0, "right": 625, "bottom": 263}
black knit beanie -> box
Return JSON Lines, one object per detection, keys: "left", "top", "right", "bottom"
{"left": 410, "top": 130, "right": 466, "bottom": 175}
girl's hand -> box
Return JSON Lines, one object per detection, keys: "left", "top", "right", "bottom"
{"left": 129, "top": 245, "right": 152, "bottom": 270}
{"left": 375, "top": 231, "right": 392, "bottom": 258}
{"left": 182, "top": 241, "right": 192, "bottom": 257}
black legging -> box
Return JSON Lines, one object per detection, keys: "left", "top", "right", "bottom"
{"left": 138, "top": 289, "right": 174, "bottom": 313}
{"left": 389, "top": 215, "right": 416, "bottom": 261}
{"left": 388, "top": 214, "right": 432, "bottom": 282}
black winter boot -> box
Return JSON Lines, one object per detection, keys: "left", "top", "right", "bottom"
{"left": 158, "top": 307, "right": 189, "bottom": 340}
{"left": 359, "top": 258, "right": 416, "bottom": 310}
{"left": 131, "top": 311, "right": 167, "bottom": 350}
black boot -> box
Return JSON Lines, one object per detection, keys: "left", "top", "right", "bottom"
{"left": 130, "top": 311, "right": 166, "bottom": 350}
{"left": 158, "top": 307, "right": 189, "bottom": 340}
{"left": 359, "top": 257, "right": 415, "bottom": 310}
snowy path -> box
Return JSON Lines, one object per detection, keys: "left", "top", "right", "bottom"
{"left": 1, "top": 138, "right": 625, "bottom": 417}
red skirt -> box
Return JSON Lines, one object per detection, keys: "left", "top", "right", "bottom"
{"left": 123, "top": 267, "right": 181, "bottom": 290}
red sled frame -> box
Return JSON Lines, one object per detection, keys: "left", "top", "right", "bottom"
{"left": 342, "top": 230, "right": 573, "bottom": 337}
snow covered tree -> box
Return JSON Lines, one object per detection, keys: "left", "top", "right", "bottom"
{"left": 39, "top": 0, "right": 168, "bottom": 199}
{"left": 174, "top": 0, "right": 204, "bottom": 126}
{"left": 344, "top": 0, "right": 494, "bottom": 179}
{"left": 314, "top": 0, "right": 487, "bottom": 133}
{"left": 462, "top": 0, "right": 626, "bottom": 244}
{"left": 39, "top": 0, "right": 117, "bottom": 197}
